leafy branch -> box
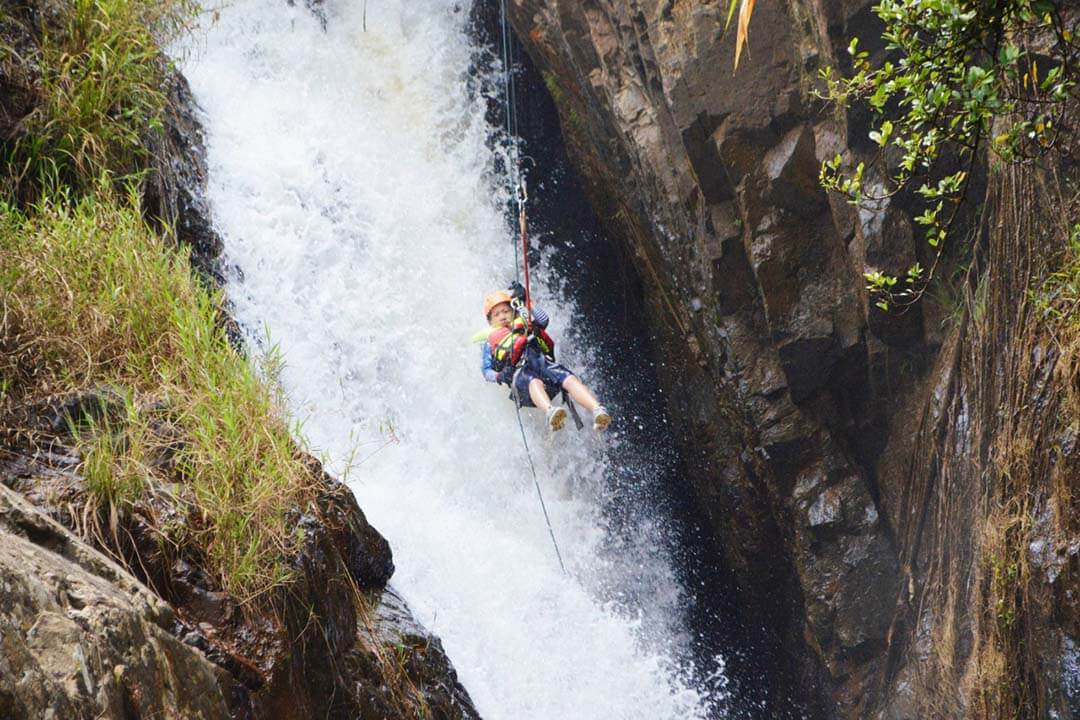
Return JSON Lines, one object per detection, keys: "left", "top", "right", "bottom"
{"left": 819, "top": 0, "right": 1078, "bottom": 311}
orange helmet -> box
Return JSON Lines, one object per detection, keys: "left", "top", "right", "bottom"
{"left": 483, "top": 290, "right": 513, "bottom": 320}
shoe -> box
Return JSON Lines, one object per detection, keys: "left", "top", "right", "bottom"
{"left": 547, "top": 405, "right": 568, "bottom": 432}
{"left": 592, "top": 406, "right": 611, "bottom": 432}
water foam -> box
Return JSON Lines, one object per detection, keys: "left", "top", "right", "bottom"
{"left": 184, "top": 1, "right": 720, "bottom": 716}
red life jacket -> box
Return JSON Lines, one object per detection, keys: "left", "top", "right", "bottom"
{"left": 487, "top": 316, "right": 555, "bottom": 371}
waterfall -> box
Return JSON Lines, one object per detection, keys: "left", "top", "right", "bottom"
{"left": 183, "top": 1, "right": 725, "bottom": 717}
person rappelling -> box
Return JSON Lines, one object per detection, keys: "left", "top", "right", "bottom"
{"left": 484, "top": 0, "right": 609, "bottom": 437}
{"left": 479, "top": 1, "right": 591, "bottom": 573}
{"left": 480, "top": 281, "right": 611, "bottom": 433}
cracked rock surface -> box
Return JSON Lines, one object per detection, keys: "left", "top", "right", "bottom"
{"left": 0, "top": 482, "right": 237, "bottom": 720}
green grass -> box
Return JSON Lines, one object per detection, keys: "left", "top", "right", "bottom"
{"left": 0, "top": 188, "right": 317, "bottom": 601}
{"left": 2, "top": 0, "right": 197, "bottom": 200}
{"left": 0, "top": 0, "right": 315, "bottom": 608}
{"left": 1037, "top": 223, "right": 1080, "bottom": 327}
{"left": 80, "top": 392, "right": 153, "bottom": 509}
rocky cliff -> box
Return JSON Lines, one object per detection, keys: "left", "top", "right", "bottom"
{"left": 0, "top": 413, "right": 479, "bottom": 720}
{"left": 502, "top": 0, "right": 1078, "bottom": 717}
{"left": 0, "top": 1, "right": 481, "bottom": 717}
{"left": 0, "top": 477, "right": 239, "bottom": 719}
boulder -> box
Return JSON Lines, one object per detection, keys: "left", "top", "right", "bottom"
{"left": 0, "top": 483, "right": 238, "bottom": 720}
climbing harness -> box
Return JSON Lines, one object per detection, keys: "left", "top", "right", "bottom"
{"left": 487, "top": 315, "right": 556, "bottom": 372}
{"left": 498, "top": 0, "right": 569, "bottom": 573}
{"left": 563, "top": 391, "right": 585, "bottom": 430}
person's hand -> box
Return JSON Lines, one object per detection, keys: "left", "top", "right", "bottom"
{"left": 508, "top": 281, "right": 526, "bottom": 303}
{"left": 496, "top": 367, "right": 514, "bottom": 386}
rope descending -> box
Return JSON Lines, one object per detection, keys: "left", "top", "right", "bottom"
{"left": 499, "top": 0, "right": 523, "bottom": 284}
{"left": 498, "top": 0, "right": 566, "bottom": 574}
{"left": 513, "top": 377, "right": 567, "bottom": 573}
{"left": 517, "top": 183, "right": 532, "bottom": 330}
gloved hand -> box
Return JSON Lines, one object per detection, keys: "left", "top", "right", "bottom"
{"left": 496, "top": 367, "right": 515, "bottom": 386}
{"left": 508, "top": 280, "right": 527, "bottom": 303}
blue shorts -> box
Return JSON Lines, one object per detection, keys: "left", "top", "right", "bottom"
{"left": 512, "top": 350, "right": 573, "bottom": 407}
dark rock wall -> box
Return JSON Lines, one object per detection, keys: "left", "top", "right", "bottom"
{"left": 871, "top": 161, "right": 1080, "bottom": 720}
{"left": 144, "top": 70, "right": 228, "bottom": 288}
{"left": 503, "top": 0, "right": 936, "bottom": 715}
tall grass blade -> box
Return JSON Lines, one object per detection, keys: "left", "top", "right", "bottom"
{"left": 734, "top": 0, "right": 756, "bottom": 71}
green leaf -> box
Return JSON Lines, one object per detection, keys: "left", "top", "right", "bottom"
{"left": 724, "top": 0, "right": 739, "bottom": 30}
{"left": 914, "top": 204, "right": 940, "bottom": 225}
{"left": 998, "top": 45, "right": 1020, "bottom": 65}
{"left": 906, "top": 262, "right": 924, "bottom": 283}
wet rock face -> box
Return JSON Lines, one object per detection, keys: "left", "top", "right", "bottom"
{"left": 144, "top": 70, "right": 228, "bottom": 288}
{"left": 347, "top": 587, "right": 481, "bottom": 720}
{"left": 0, "top": 482, "right": 238, "bottom": 720}
{"left": 505, "top": 0, "right": 933, "bottom": 715}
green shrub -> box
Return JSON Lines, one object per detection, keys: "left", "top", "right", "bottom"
{"left": 1037, "top": 223, "right": 1080, "bottom": 325}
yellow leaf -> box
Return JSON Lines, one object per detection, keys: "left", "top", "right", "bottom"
{"left": 734, "top": 0, "right": 756, "bottom": 71}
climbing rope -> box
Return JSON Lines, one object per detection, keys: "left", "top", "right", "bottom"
{"left": 499, "top": 0, "right": 522, "bottom": 283}
{"left": 517, "top": 183, "right": 532, "bottom": 329}
{"left": 512, "top": 376, "right": 567, "bottom": 573}
{"left": 498, "top": 0, "right": 566, "bottom": 574}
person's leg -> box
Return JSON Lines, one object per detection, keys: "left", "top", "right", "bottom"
{"left": 532, "top": 378, "right": 569, "bottom": 431}
{"left": 561, "top": 375, "right": 600, "bottom": 412}
{"left": 562, "top": 374, "right": 611, "bottom": 431}
{"left": 528, "top": 378, "right": 553, "bottom": 411}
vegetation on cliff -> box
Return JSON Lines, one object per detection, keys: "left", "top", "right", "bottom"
{"left": 0, "top": 0, "right": 322, "bottom": 605}
{"left": 1, "top": 188, "right": 319, "bottom": 600}
{"left": 821, "top": 1, "right": 1079, "bottom": 716}
{"left": 2, "top": 0, "right": 195, "bottom": 199}
{"left": 821, "top": 0, "right": 1078, "bottom": 311}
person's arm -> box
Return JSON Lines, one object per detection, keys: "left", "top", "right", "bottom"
{"left": 529, "top": 306, "right": 550, "bottom": 330}
{"left": 481, "top": 343, "right": 499, "bottom": 382}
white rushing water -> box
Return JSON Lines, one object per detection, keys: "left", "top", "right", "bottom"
{"left": 184, "top": 1, "right": 722, "bottom": 717}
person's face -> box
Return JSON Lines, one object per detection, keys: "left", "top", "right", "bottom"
{"left": 489, "top": 302, "right": 513, "bottom": 327}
